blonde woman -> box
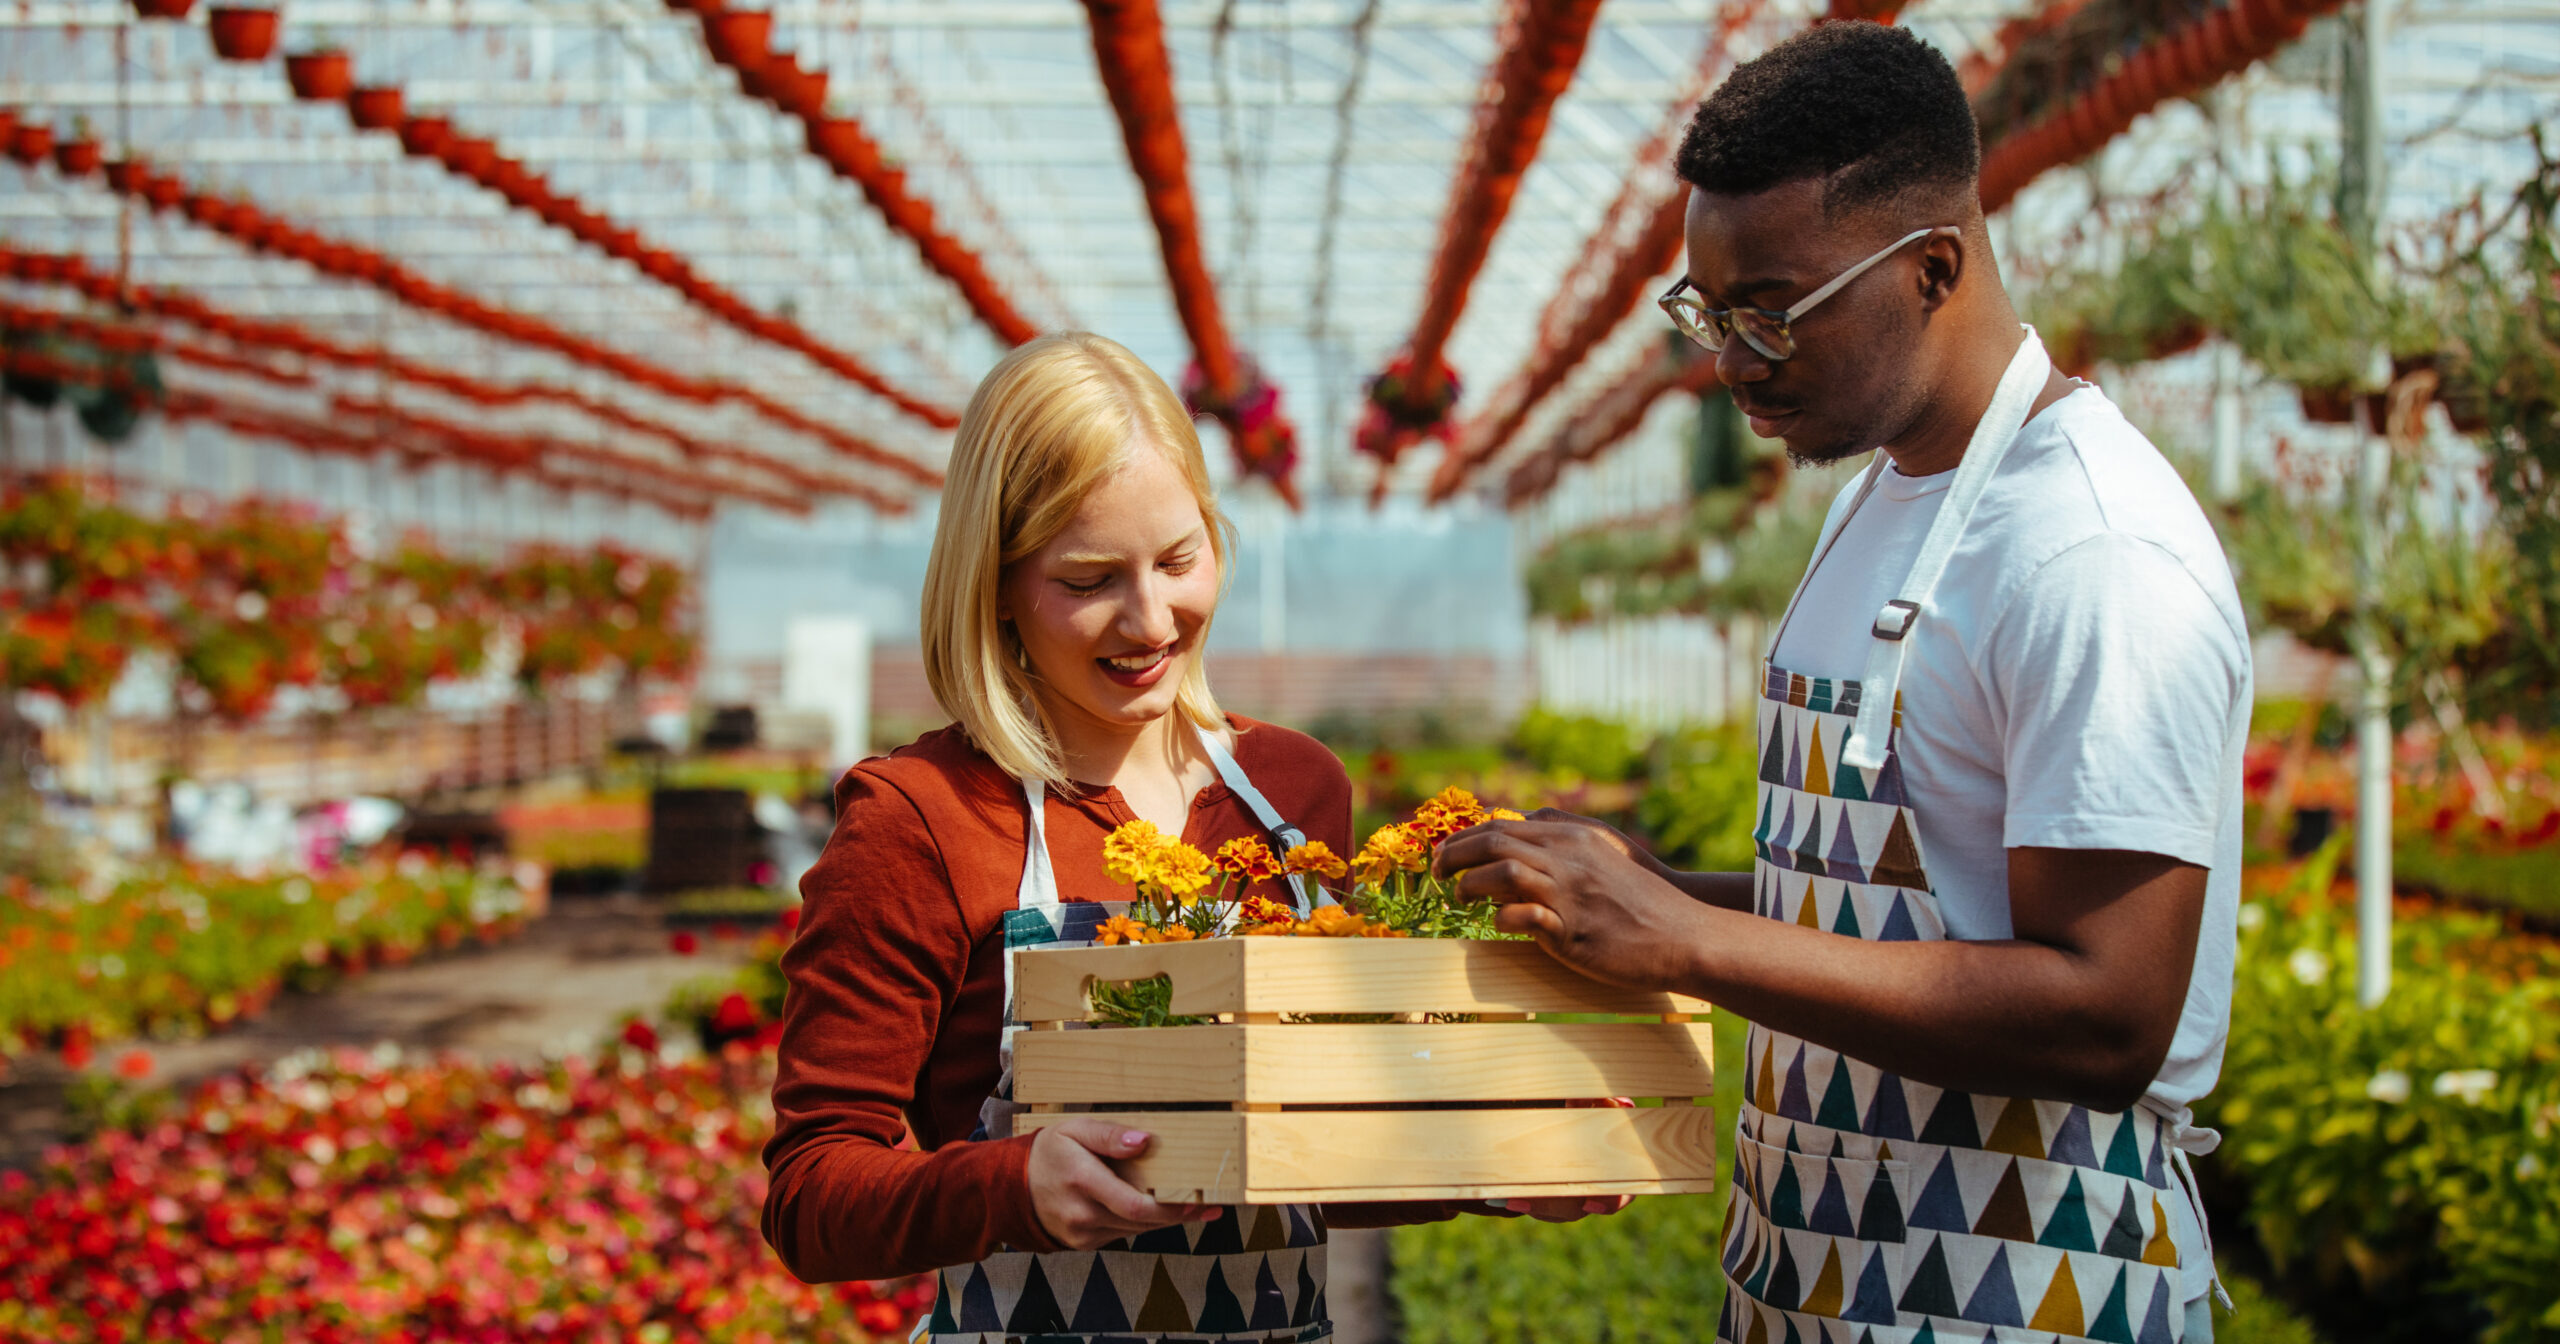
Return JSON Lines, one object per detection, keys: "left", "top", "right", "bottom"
{"left": 763, "top": 333, "right": 1481, "bottom": 1341}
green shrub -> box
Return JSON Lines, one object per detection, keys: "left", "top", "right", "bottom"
{"left": 1635, "top": 721, "right": 1760, "bottom": 872}
{"left": 2202, "top": 847, "right": 2560, "bottom": 1341}
{"left": 1391, "top": 1011, "right": 1747, "bottom": 1343}
{"left": 1510, "top": 708, "right": 1650, "bottom": 785}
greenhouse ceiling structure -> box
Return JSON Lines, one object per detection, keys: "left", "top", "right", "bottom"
{"left": 0, "top": 0, "right": 2551, "bottom": 526}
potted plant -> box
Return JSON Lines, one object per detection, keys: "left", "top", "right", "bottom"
{"left": 285, "top": 47, "right": 354, "bottom": 101}
{"left": 397, "top": 114, "right": 449, "bottom": 156}
{"left": 9, "top": 123, "right": 55, "bottom": 167}
{"left": 52, "top": 127, "right": 102, "bottom": 178}
{"left": 206, "top": 7, "right": 282, "bottom": 61}
{"left": 131, "top": 0, "right": 196, "bottom": 18}
{"left": 347, "top": 85, "right": 403, "bottom": 130}
{"left": 102, "top": 159, "right": 147, "bottom": 194}
{"left": 700, "top": 9, "right": 774, "bottom": 69}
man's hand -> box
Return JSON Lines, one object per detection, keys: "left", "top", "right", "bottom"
{"left": 1496, "top": 1195, "right": 1635, "bottom": 1222}
{"left": 1026, "top": 1119, "right": 1220, "bottom": 1250}
{"left": 1430, "top": 811, "right": 1712, "bottom": 991}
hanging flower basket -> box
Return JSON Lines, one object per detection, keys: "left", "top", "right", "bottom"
{"left": 206, "top": 7, "right": 282, "bottom": 61}
{"left": 102, "top": 159, "right": 147, "bottom": 194}
{"left": 52, "top": 138, "right": 102, "bottom": 177}
{"left": 397, "top": 115, "right": 450, "bottom": 156}
{"left": 285, "top": 49, "right": 353, "bottom": 100}
{"left": 701, "top": 10, "right": 774, "bottom": 69}
{"left": 9, "top": 124, "right": 56, "bottom": 167}
{"left": 132, "top": 0, "right": 196, "bottom": 18}
{"left": 142, "top": 173, "right": 186, "bottom": 211}
{"left": 347, "top": 85, "right": 404, "bottom": 130}
{"left": 766, "top": 60, "right": 828, "bottom": 119}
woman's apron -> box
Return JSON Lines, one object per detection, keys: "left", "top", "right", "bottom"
{"left": 923, "top": 725, "right": 1335, "bottom": 1344}
{"left": 1717, "top": 332, "right": 2221, "bottom": 1344}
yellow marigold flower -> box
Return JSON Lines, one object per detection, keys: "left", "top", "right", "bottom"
{"left": 1215, "top": 836, "right": 1285, "bottom": 881}
{"left": 1153, "top": 923, "right": 1197, "bottom": 942}
{"left": 1102, "top": 820, "right": 1168, "bottom": 888}
{"left": 1488, "top": 808, "right": 1526, "bottom": 821}
{"left": 1095, "top": 914, "right": 1151, "bottom": 946}
{"left": 1283, "top": 840, "right": 1349, "bottom": 881}
{"left": 1352, "top": 824, "right": 1429, "bottom": 884}
{"left": 1151, "top": 840, "right": 1214, "bottom": 899}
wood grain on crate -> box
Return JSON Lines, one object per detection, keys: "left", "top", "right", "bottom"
{"left": 1012, "top": 938, "right": 1711, "bottom": 1021}
{"left": 1014, "top": 1022, "right": 1715, "bottom": 1104}
{"left": 1019, "top": 1106, "right": 1720, "bottom": 1205}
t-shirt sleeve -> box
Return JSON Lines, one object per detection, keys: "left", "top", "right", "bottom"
{"left": 1978, "top": 532, "right": 2246, "bottom": 867}
{"left": 759, "top": 767, "right": 1060, "bottom": 1283}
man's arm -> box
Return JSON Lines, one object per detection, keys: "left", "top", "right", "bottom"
{"left": 1434, "top": 822, "right": 2204, "bottom": 1112}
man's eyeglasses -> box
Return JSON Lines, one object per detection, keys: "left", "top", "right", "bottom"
{"left": 1658, "top": 226, "right": 1955, "bottom": 362}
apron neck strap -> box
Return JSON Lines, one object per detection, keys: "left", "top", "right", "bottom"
{"left": 1839, "top": 327, "right": 2054, "bottom": 770}
{"left": 1015, "top": 776, "right": 1063, "bottom": 917}
{"left": 1194, "top": 722, "right": 1324, "bottom": 913}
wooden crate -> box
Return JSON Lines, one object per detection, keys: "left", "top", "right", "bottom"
{"left": 1013, "top": 938, "right": 1717, "bottom": 1204}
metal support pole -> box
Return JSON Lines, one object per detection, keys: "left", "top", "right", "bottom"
{"left": 2350, "top": 0, "right": 2393, "bottom": 1009}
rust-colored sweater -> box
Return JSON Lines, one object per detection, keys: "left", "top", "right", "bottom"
{"left": 760, "top": 716, "right": 1359, "bottom": 1283}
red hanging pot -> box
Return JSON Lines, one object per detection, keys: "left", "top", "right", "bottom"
{"left": 436, "top": 135, "right": 496, "bottom": 179}
{"left": 102, "top": 159, "right": 147, "bottom": 193}
{"left": 768, "top": 61, "right": 828, "bottom": 119}
{"left": 286, "top": 49, "right": 354, "bottom": 100}
{"left": 398, "top": 115, "right": 450, "bottom": 157}
{"left": 132, "top": 0, "right": 196, "bottom": 18}
{"left": 142, "top": 173, "right": 185, "bottom": 211}
{"left": 701, "top": 10, "right": 774, "bottom": 69}
{"left": 53, "top": 139, "right": 102, "bottom": 177}
{"left": 206, "top": 7, "right": 282, "bottom": 61}
{"left": 347, "top": 85, "right": 404, "bottom": 130}
{"left": 805, "top": 116, "right": 864, "bottom": 165}
{"left": 9, "top": 124, "right": 56, "bottom": 166}
{"left": 184, "top": 194, "right": 234, "bottom": 230}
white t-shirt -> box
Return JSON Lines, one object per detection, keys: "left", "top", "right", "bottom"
{"left": 1769, "top": 383, "right": 2251, "bottom": 1293}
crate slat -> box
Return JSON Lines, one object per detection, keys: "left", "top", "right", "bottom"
{"left": 1014, "top": 1022, "right": 1716, "bottom": 1104}
{"left": 1020, "top": 1106, "right": 1719, "bottom": 1204}
{"left": 1013, "top": 938, "right": 1711, "bottom": 1021}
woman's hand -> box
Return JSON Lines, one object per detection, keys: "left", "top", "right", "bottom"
{"left": 1026, "top": 1118, "right": 1222, "bottom": 1250}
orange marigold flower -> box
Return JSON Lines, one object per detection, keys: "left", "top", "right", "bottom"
{"left": 1488, "top": 807, "right": 1526, "bottom": 821}
{"left": 1215, "top": 836, "right": 1285, "bottom": 881}
{"left": 1303, "top": 904, "right": 1373, "bottom": 938}
{"left": 1153, "top": 924, "right": 1198, "bottom": 942}
{"left": 1412, "top": 786, "right": 1490, "bottom": 841}
{"left": 1096, "top": 914, "right": 1152, "bottom": 946}
{"left": 1283, "top": 840, "right": 1349, "bottom": 881}
{"left": 1237, "top": 894, "right": 1297, "bottom": 927}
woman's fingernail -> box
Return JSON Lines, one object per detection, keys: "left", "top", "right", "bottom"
{"left": 1122, "top": 1130, "right": 1149, "bottom": 1146}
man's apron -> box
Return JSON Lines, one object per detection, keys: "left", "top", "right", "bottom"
{"left": 924, "top": 725, "right": 1334, "bottom": 1343}
{"left": 1717, "top": 332, "right": 2217, "bottom": 1344}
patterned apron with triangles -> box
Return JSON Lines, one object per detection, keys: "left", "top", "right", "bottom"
{"left": 1717, "top": 333, "right": 2201, "bottom": 1344}
{"left": 924, "top": 725, "right": 1335, "bottom": 1343}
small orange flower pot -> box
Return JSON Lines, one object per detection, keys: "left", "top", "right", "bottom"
{"left": 52, "top": 139, "right": 102, "bottom": 177}
{"left": 286, "top": 49, "right": 353, "bottom": 100}
{"left": 347, "top": 85, "right": 405, "bottom": 130}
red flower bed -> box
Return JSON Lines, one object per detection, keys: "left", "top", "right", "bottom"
{"left": 0, "top": 1046, "right": 926, "bottom": 1342}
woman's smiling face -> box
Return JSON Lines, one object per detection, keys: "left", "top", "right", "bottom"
{"left": 1001, "top": 440, "right": 1221, "bottom": 744}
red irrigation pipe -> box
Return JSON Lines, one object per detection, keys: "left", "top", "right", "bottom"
{"left": 1357, "top": 0, "right": 1605, "bottom": 475}
{"left": 1082, "top": 0, "right": 1238, "bottom": 396}
{"left": 1425, "top": 0, "right": 1774, "bottom": 502}
{"left": 68, "top": 136, "right": 941, "bottom": 488}
{"left": 1978, "top": 0, "right": 2341, "bottom": 210}
{"left": 1500, "top": 0, "right": 2338, "bottom": 509}
{"left": 0, "top": 250, "right": 908, "bottom": 513}
{"left": 1079, "top": 0, "right": 1305, "bottom": 507}
{"left": 320, "top": 83, "right": 957, "bottom": 429}
{"left": 684, "top": 9, "right": 1044, "bottom": 347}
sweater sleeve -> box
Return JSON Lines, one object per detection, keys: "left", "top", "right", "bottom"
{"left": 760, "top": 767, "right": 1062, "bottom": 1282}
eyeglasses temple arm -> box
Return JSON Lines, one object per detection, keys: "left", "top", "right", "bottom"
{"left": 1784, "top": 227, "right": 1942, "bottom": 320}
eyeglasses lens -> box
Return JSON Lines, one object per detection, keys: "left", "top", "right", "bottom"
{"left": 1733, "top": 310, "right": 1794, "bottom": 361}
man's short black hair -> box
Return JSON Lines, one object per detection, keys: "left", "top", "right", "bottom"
{"left": 1675, "top": 21, "right": 1979, "bottom": 218}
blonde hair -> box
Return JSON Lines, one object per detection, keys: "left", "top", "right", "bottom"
{"left": 921, "top": 332, "right": 1235, "bottom": 788}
